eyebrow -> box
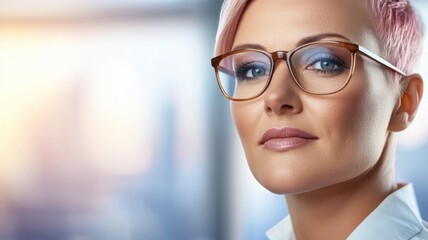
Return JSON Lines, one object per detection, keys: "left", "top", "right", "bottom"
{"left": 231, "top": 33, "right": 352, "bottom": 51}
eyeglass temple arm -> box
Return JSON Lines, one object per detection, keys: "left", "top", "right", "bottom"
{"left": 358, "top": 46, "right": 408, "bottom": 77}
{"left": 217, "top": 66, "right": 235, "bottom": 77}
{"left": 212, "top": 56, "right": 235, "bottom": 77}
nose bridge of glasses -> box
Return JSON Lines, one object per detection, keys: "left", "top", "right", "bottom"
{"left": 270, "top": 50, "right": 294, "bottom": 77}
{"left": 271, "top": 51, "right": 289, "bottom": 62}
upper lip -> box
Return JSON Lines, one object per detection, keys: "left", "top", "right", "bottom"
{"left": 260, "top": 127, "right": 318, "bottom": 144}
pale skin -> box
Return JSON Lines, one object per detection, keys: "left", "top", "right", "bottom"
{"left": 230, "top": 0, "right": 423, "bottom": 239}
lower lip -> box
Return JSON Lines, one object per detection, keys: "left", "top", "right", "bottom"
{"left": 263, "top": 137, "right": 316, "bottom": 151}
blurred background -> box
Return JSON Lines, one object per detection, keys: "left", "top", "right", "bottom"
{"left": 0, "top": 0, "right": 427, "bottom": 239}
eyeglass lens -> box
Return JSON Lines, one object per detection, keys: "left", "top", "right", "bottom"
{"left": 217, "top": 43, "right": 353, "bottom": 100}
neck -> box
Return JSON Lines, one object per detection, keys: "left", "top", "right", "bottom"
{"left": 285, "top": 134, "right": 398, "bottom": 240}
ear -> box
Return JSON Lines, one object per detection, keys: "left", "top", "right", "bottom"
{"left": 389, "top": 74, "right": 424, "bottom": 132}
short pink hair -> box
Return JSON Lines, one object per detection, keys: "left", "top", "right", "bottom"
{"left": 214, "top": 0, "right": 424, "bottom": 83}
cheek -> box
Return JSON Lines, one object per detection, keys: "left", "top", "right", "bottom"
{"left": 231, "top": 100, "right": 269, "bottom": 181}
{"left": 231, "top": 101, "right": 263, "bottom": 147}
{"left": 315, "top": 70, "right": 395, "bottom": 174}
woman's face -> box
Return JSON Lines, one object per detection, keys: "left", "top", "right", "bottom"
{"left": 231, "top": 0, "right": 399, "bottom": 194}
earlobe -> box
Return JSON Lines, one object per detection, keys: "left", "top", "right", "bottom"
{"left": 388, "top": 74, "right": 424, "bottom": 132}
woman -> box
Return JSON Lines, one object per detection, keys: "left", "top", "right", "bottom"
{"left": 210, "top": 0, "right": 427, "bottom": 239}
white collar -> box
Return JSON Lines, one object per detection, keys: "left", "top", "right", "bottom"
{"left": 266, "top": 183, "right": 428, "bottom": 240}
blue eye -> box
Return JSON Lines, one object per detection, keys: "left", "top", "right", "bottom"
{"left": 312, "top": 60, "right": 340, "bottom": 71}
{"left": 306, "top": 55, "right": 346, "bottom": 74}
{"left": 245, "top": 66, "right": 266, "bottom": 78}
{"left": 234, "top": 62, "right": 269, "bottom": 81}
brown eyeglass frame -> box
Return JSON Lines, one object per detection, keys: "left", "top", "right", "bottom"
{"left": 211, "top": 40, "right": 407, "bottom": 101}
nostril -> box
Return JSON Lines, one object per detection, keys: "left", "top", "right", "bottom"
{"left": 277, "top": 104, "right": 295, "bottom": 113}
{"left": 282, "top": 104, "right": 294, "bottom": 110}
{"left": 265, "top": 103, "right": 295, "bottom": 115}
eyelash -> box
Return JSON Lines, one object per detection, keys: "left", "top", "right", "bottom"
{"left": 306, "top": 55, "right": 347, "bottom": 72}
{"left": 234, "top": 61, "right": 268, "bottom": 79}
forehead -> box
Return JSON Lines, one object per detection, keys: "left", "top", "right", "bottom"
{"left": 233, "top": 0, "right": 379, "bottom": 52}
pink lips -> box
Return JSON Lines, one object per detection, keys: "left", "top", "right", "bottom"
{"left": 260, "top": 127, "right": 318, "bottom": 151}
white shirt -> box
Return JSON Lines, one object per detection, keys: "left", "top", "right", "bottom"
{"left": 266, "top": 183, "right": 428, "bottom": 240}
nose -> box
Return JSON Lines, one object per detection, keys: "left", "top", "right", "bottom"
{"left": 264, "top": 60, "right": 303, "bottom": 116}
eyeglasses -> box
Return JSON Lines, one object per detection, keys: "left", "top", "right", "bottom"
{"left": 211, "top": 40, "right": 407, "bottom": 101}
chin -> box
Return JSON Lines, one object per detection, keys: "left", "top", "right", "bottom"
{"left": 261, "top": 179, "right": 317, "bottom": 195}
{"left": 252, "top": 168, "right": 315, "bottom": 195}
{"left": 251, "top": 163, "right": 348, "bottom": 195}
{"left": 246, "top": 146, "right": 371, "bottom": 195}
{"left": 245, "top": 153, "right": 319, "bottom": 195}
